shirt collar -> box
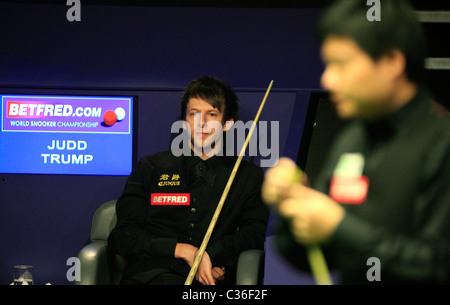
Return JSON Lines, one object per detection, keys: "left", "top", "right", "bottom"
{"left": 185, "top": 153, "right": 220, "bottom": 170}
{"left": 364, "top": 87, "right": 431, "bottom": 140}
{"left": 185, "top": 154, "right": 218, "bottom": 187}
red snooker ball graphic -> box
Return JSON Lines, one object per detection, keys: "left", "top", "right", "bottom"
{"left": 103, "top": 107, "right": 126, "bottom": 127}
{"left": 103, "top": 110, "right": 117, "bottom": 126}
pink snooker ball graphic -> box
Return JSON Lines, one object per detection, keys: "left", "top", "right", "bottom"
{"left": 104, "top": 110, "right": 117, "bottom": 126}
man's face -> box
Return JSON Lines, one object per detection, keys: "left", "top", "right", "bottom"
{"left": 185, "top": 97, "right": 231, "bottom": 154}
{"left": 320, "top": 36, "right": 398, "bottom": 120}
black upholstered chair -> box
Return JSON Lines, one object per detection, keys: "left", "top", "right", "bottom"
{"left": 76, "top": 200, "right": 264, "bottom": 285}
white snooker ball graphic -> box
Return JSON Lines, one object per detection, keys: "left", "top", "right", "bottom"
{"left": 114, "top": 107, "right": 126, "bottom": 121}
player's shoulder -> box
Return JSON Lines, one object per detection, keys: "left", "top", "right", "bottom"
{"left": 236, "top": 157, "right": 264, "bottom": 178}
{"left": 140, "top": 150, "right": 181, "bottom": 169}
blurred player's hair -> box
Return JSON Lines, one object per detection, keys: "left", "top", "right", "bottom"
{"left": 317, "top": 0, "right": 427, "bottom": 85}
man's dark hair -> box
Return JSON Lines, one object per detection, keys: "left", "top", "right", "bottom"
{"left": 180, "top": 75, "right": 239, "bottom": 122}
{"left": 317, "top": 0, "right": 427, "bottom": 84}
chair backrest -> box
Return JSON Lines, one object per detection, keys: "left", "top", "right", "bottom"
{"left": 89, "top": 200, "right": 128, "bottom": 284}
{"left": 90, "top": 200, "right": 117, "bottom": 241}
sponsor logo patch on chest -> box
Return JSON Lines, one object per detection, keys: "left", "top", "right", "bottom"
{"left": 150, "top": 193, "right": 190, "bottom": 205}
{"left": 158, "top": 174, "right": 182, "bottom": 187}
{"left": 329, "top": 176, "right": 369, "bottom": 204}
{"left": 329, "top": 153, "right": 369, "bottom": 204}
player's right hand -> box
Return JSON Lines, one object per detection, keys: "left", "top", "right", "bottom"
{"left": 262, "top": 157, "right": 301, "bottom": 205}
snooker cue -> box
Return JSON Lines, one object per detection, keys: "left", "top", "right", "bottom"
{"left": 307, "top": 245, "right": 333, "bottom": 285}
{"left": 293, "top": 169, "right": 333, "bottom": 285}
{"left": 184, "top": 80, "right": 274, "bottom": 285}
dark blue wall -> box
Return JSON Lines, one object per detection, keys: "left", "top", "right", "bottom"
{"left": 0, "top": 2, "right": 325, "bottom": 284}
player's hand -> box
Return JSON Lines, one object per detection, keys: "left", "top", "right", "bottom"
{"left": 279, "top": 184, "right": 345, "bottom": 245}
{"left": 195, "top": 251, "right": 216, "bottom": 285}
{"left": 262, "top": 157, "right": 303, "bottom": 205}
{"left": 212, "top": 266, "right": 226, "bottom": 282}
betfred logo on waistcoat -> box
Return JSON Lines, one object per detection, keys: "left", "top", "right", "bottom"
{"left": 151, "top": 193, "right": 190, "bottom": 205}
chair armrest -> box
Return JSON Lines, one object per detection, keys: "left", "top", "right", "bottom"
{"left": 236, "top": 249, "right": 265, "bottom": 285}
{"left": 76, "top": 240, "right": 111, "bottom": 285}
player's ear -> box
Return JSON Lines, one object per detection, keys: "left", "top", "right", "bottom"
{"left": 378, "top": 48, "right": 406, "bottom": 81}
{"left": 223, "top": 119, "right": 234, "bottom": 132}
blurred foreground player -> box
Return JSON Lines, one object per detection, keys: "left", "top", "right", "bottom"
{"left": 108, "top": 76, "right": 269, "bottom": 285}
{"left": 263, "top": 0, "right": 450, "bottom": 284}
